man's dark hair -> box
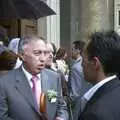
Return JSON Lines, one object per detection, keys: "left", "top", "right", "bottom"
{"left": 73, "top": 40, "right": 85, "bottom": 53}
{"left": 86, "top": 31, "right": 120, "bottom": 76}
{"left": 0, "top": 50, "right": 18, "bottom": 70}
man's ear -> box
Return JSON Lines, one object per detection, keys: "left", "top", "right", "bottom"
{"left": 92, "top": 56, "right": 101, "bottom": 70}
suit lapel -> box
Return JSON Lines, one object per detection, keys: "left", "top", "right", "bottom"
{"left": 41, "top": 69, "right": 49, "bottom": 92}
{"left": 15, "top": 68, "right": 39, "bottom": 113}
{"left": 83, "top": 77, "right": 120, "bottom": 112}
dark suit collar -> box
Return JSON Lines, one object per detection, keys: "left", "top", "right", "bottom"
{"left": 83, "top": 77, "right": 120, "bottom": 112}
{"left": 84, "top": 75, "right": 117, "bottom": 102}
{"left": 14, "top": 67, "right": 40, "bottom": 114}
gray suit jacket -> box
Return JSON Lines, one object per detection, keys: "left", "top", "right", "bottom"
{"left": 68, "top": 57, "right": 91, "bottom": 120}
{"left": 68, "top": 57, "right": 91, "bottom": 101}
{"left": 0, "top": 67, "right": 68, "bottom": 120}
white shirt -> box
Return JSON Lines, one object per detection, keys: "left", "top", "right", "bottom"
{"left": 22, "top": 66, "right": 41, "bottom": 107}
{"left": 83, "top": 75, "right": 117, "bottom": 102}
{"left": 80, "top": 75, "right": 117, "bottom": 111}
{"left": 14, "top": 58, "right": 22, "bottom": 69}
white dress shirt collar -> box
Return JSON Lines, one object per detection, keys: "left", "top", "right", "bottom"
{"left": 22, "top": 66, "right": 41, "bottom": 87}
{"left": 83, "top": 75, "right": 117, "bottom": 102}
{"left": 76, "top": 56, "right": 82, "bottom": 62}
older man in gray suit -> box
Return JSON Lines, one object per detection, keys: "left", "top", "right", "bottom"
{"left": 0, "top": 36, "right": 68, "bottom": 120}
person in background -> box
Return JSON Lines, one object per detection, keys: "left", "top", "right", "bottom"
{"left": 0, "top": 44, "right": 8, "bottom": 52}
{"left": 0, "top": 26, "right": 9, "bottom": 46}
{"left": 8, "top": 38, "right": 20, "bottom": 54}
{"left": 50, "top": 42, "right": 57, "bottom": 60}
{"left": 0, "top": 49, "right": 18, "bottom": 76}
{"left": 45, "top": 42, "right": 70, "bottom": 119}
{"left": 8, "top": 38, "right": 22, "bottom": 69}
{"left": 67, "top": 40, "right": 92, "bottom": 120}
{"left": 0, "top": 36, "right": 68, "bottom": 120}
{"left": 45, "top": 42, "right": 57, "bottom": 71}
{"left": 78, "top": 31, "right": 120, "bottom": 120}
{"left": 55, "top": 48, "right": 69, "bottom": 81}
{"left": 68, "top": 40, "right": 91, "bottom": 101}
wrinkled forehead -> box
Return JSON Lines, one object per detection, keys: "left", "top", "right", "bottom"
{"left": 24, "top": 39, "right": 46, "bottom": 50}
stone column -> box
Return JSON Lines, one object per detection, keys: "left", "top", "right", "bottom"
{"left": 37, "top": 17, "right": 47, "bottom": 40}
{"left": 114, "top": 0, "right": 120, "bottom": 35}
{"left": 60, "top": 0, "right": 71, "bottom": 48}
{"left": 79, "top": 0, "right": 114, "bottom": 41}
{"left": 47, "top": 0, "right": 60, "bottom": 49}
{"left": 37, "top": 0, "right": 60, "bottom": 49}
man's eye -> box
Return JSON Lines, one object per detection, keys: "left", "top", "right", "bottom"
{"left": 34, "top": 52, "right": 41, "bottom": 56}
{"left": 45, "top": 51, "right": 49, "bottom": 54}
{"left": 34, "top": 53, "right": 39, "bottom": 56}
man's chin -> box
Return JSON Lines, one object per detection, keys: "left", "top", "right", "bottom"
{"left": 37, "top": 67, "right": 45, "bottom": 71}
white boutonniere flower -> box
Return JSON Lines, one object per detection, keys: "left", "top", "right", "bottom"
{"left": 47, "top": 90, "right": 57, "bottom": 103}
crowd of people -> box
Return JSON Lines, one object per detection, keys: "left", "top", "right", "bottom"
{"left": 0, "top": 26, "right": 120, "bottom": 120}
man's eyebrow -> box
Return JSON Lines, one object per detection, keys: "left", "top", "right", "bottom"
{"left": 32, "top": 50, "right": 41, "bottom": 52}
{"left": 33, "top": 49, "right": 42, "bottom": 51}
{"left": 33, "top": 50, "right": 46, "bottom": 53}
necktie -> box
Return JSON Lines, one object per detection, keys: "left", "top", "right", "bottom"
{"left": 31, "top": 76, "right": 41, "bottom": 106}
{"left": 31, "top": 76, "right": 48, "bottom": 119}
{"left": 31, "top": 76, "right": 38, "bottom": 94}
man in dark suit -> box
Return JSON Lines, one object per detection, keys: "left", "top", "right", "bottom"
{"left": 0, "top": 36, "right": 68, "bottom": 120}
{"left": 78, "top": 31, "right": 120, "bottom": 120}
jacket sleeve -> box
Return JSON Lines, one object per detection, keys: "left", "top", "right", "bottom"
{"left": 56, "top": 73, "right": 69, "bottom": 120}
{"left": 68, "top": 66, "right": 84, "bottom": 101}
{"left": 0, "top": 78, "right": 15, "bottom": 120}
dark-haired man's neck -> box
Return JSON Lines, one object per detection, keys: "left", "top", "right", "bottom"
{"left": 92, "top": 71, "right": 111, "bottom": 85}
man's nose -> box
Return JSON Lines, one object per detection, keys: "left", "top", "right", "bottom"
{"left": 39, "top": 53, "right": 46, "bottom": 61}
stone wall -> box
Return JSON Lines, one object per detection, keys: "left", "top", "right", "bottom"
{"left": 60, "top": 0, "right": 114, "bottom": 46}
{"left": 79, "top": 0, "right": 114, "bottom": 41}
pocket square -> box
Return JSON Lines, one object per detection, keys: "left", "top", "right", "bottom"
{"left": 40, "top": 92, "right": 47, "bottom": 113}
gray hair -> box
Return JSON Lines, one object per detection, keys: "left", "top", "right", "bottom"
{"left": 18, "top": 36, "right": 46, "bottom": 53}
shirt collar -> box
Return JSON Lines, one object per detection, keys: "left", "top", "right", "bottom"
{"left": 83, "top": 75, "right": 117, "bottom": 101}
{"left": 73, "top": 56, "right": 82, "bottom": 64}
{"left": 76, "top": 56, "right": 82, "bottom": 62}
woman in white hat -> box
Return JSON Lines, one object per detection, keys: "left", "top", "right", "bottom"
{"left": 8, "top": 38, "right": 22, "bottom": 69}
